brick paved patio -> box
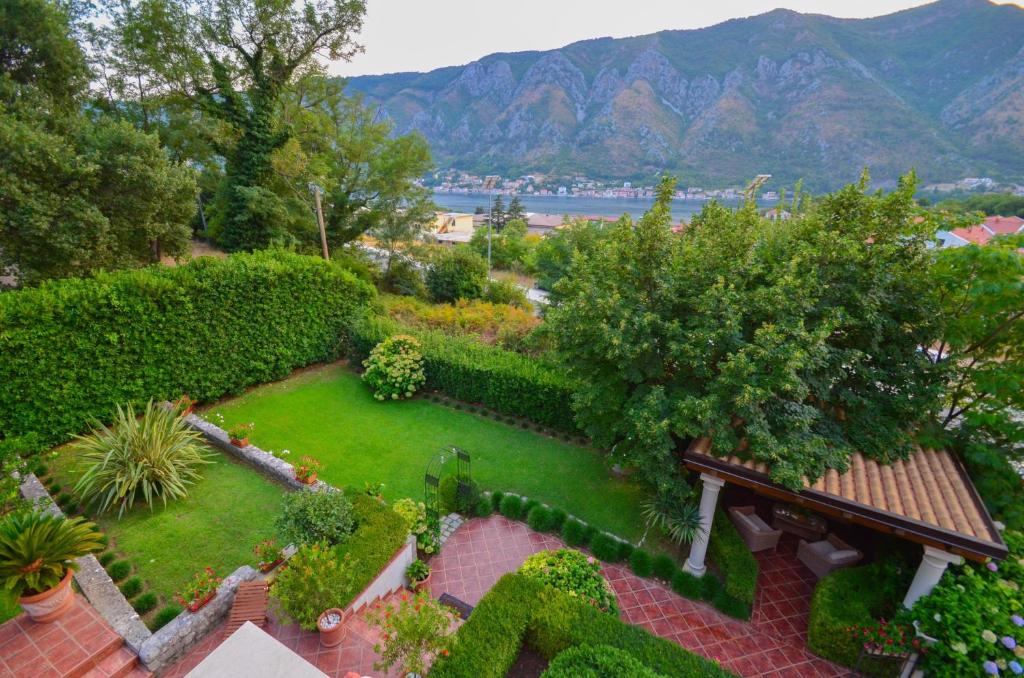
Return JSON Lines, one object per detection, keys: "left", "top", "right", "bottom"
{"left": 428, "top": 515, "right": 853, "bottom": 678}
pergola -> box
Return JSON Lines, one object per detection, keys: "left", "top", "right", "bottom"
{"left": 681, "top": 437, "right": 1008, "bottom": 608}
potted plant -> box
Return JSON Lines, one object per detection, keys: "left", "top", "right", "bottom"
{"left": 0, "top": 511, "right": 104, "bottom": 623}
{"left": 317, "top": 607, "right": 347, "bottom": 647}
{"left": 174, "top": 394, "right": 196, "bottom": 417}
{"left": 406, "top": 559, "right": 431, "bottom": 592}
{"left": 228, "top": 422, "right": 253, "bottom": 447}
{"left": 294, "top": 456, "right": 322, "bottom": 485}
{"left": 269, "top": 543, "right": 354, "bottom": 646}
{"left": 366, "top": 591, "right": 457, "bottom": 677}
{"left": 253, "top": 538, "right": 283, "bottom": 573}
{"left": 175, "top": 567, "right": 222, "bottom": 613}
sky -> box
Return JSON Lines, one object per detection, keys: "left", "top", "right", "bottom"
{"left": 329, "top": 0, "right": 1021, "bottom": 77}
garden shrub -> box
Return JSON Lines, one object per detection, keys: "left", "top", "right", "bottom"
{"left": 589, "top": 532, "right": 624, "bottom": 563}
{"left": 47, "top": 483, "right": 61, "bottom": 495}
{"left": 547, "top": 508, "right": 567, "bottom": 533}
{"left": 72, "top": 400, "right": 211, "bottom": 516}
{"left": 806, "top": 559, "right": 912, "bottom": 676}
{"left": 383, "top": 295, "right": 538, "bottom": 345}
{"left": 523, "top": 498, "right": 540, "bottom": 516}
{"left": 520, "top": 549, "right": 618, "bottom": 614}
{"left": 133, "top": 592, "right": 158, "bottom": 615}
{"left": 349, "top": 313, "right": 579, "bottom": 432}
{"left": 652, "top": 554, "right": 677, "bottom": 582}
{"left": 542, "top": 644, "right": 663, "bottom": 678}
{"left": 490, "top": 491, "right": 505, "bottom": 512}
{"left": 107, "top": 560, "right": 131, "bottom": 582}
{"left": 276, "top": 490, "right": 355, "bottom": 546}
{"left": 617, "top": 540, "right": 634, "bottom": 561}
{"left": 629, "top": 549, "right": 654, "bottom": 578}
{"left": 119, "top": 576, "right": 143, "bottom": 599}
{"left": 527, "top": 505, "right": 552, "bottom": 532}
{"left": 473, "top": 495, "right": 493, "bottom": 517}
{"left": 672, "top": 570, "right": 703, "bottom": 600}
{"left": 0, "top": 251, "right": 374, "bottom": 451}
{"left": 708, "top": 508, "right": 758, "bottom": 609}
{"left": 426, "top": 248, "right": 487, "bottom": 303}
{"left": 482, "top": 279, "right": 530, "bottom": 309}
{"left": 270, "top": 542, "right": 355, "bottom": 631}
{"left": 362, "top": 335, "right": 426, "bottom": 401}
{"left": 561, "top": 519, "right": 589, "bottom": 547}
{"left": 439, "top": 475, "right": 481, "bottom": 514}
{"left": 499, "top": 494, "right": 525, "bottom": 520}
{"left": 152, "top": 604, "right": 183, "bottom": 631}
{"left": 379, "top": 258, "right": 426, "bottom": 298}
{"left": 907, "top": 531, "right": 1024, "bottom": 678}
{"left": 98, "top": 552, "right": 116, "bottom": 567}
{"left": 429, "top": 574, "right": 730, "bottom": 678}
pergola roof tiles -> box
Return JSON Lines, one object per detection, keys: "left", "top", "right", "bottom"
{"left": 684, "top": 437, "right": 1007, "bottom": 562}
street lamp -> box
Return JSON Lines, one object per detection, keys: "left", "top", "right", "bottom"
{"left": 482, "top": 175, "right": 500, "bottom": 277}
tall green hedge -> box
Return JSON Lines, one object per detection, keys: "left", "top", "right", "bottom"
{"left": 0, "top": 251, "right": 374, "bottom": 451}
{"left": 707, "top": 508, "right": 758, "bottom": 615}
{"left": 348, "top": 313, "right": 580, "bottom": 432}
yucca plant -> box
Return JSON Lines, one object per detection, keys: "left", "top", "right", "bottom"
{"left": 0, "top": 511, "right": 104, "bottom": 595}
{"left": 639, "top": 483, "right": 703, "bottom": 547}
{"left": 73, "top": 400, "right": 212, "bottom": 517}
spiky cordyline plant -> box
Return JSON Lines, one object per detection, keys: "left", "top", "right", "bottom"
{"left": 0, "top": 511, "right": 104, "bottom": 595}
{"left": 639, "top": 492, "right": 703, "bottom": 547}
{"left": 73, "top": 400, "right": 212, "bottom": 517}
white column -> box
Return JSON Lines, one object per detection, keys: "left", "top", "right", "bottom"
{"left": 903, "top": 546, "right": 963, "bottom": 609}
{"left": 683, "top": 473, "right": 726, "bottom": 578}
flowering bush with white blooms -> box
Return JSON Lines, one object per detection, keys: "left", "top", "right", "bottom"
{"left": 362, "top": 335, "right": 426, "bottom": 401}
{"left": 519, "top": 548, "right": 618, "bottom": 614}
{"left": 907, "top": 531, "right": 1023, "bottom": 676}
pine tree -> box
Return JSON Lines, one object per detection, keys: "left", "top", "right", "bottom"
{"left": 507, "top": 195, "right": 526, "bottom": 224}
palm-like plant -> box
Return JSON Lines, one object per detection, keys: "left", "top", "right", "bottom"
{"left": 639, "top": 484, "right": 704, "bottom": 547}
{"left": 0, "top": 511, "right": 104, "bottom": 595}
{"left": 73, "top": 400, "right": 212, "bottom": 517}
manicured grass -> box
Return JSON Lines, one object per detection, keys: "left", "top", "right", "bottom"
{"left": 50, "top": 448, "right": 284, "bottom": 604}
{"left": 209, "top": 364, "right": 648, "bottom": 540}
{"left": 0, "top": 589, "right": 19, "bottom": 624}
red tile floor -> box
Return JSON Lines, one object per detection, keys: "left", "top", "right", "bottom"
{"left": 428, "top": 515, "right": 854, "bottom": 678}
{"left": 163, "top": 591, "right": 408, "bottom": 678}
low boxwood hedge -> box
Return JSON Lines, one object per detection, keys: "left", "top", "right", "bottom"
{"left": 348, "top": 313, "right": 580, "bottom": 432}
{"left": 542, "top": 644, "right": 664, "bottom": 678}
{"left": 707, "top": 508, "right": 757, "bottom": 616}
{"left": 334, "top": 491, "right": 409, "bottom": 608}
{"left": 429, "top": 573, "right": 735, "bottom": 678}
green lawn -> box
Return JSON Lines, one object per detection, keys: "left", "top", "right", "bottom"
{"left": 208, "top": 364, "right": 648, "bottom": 540}
{"left": 50, "top": 448, "right": 285, "bottom": 606}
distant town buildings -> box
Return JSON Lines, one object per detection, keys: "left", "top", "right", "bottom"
{"left": 934, "top": 215, "right": 1024, "bottom": 248}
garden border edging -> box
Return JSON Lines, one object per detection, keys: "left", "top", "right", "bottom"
{"left": 17, "top": 473, "right": 153, "bottom": 652}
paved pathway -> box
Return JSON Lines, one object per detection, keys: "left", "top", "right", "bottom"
{"left": 428, "top": 515, "right": 852, "bottom": 678}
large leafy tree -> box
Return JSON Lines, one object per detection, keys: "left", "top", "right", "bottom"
{"left": 0, "top": 0, "right": 196, "bottom": 285}
{"left": 547, "top": 174, "right": 942, "bottom": 490}
{"left": 128, "top": 0, "right": 366, "bottom": 251}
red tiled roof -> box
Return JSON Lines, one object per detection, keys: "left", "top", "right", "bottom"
{"left": 983, "top": 215, "right": 1024, "bottom": 236}
{"left": 951, "top": 225, "right": 993, "bottom": 245}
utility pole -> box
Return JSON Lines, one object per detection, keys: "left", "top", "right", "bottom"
{"left": 483, "top": 175, "right": 500, "bottom": 278}
{"left": 310, "top": 183, "right": 330, "bottom": 261}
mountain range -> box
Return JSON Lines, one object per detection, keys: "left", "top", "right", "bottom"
{"left": 344, "top": 0, "right": 1024, "bottom": 190}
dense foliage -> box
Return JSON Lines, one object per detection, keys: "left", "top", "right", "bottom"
{"left": 270, "top": 542, "right": 354, "bottom": 630}
{"left": 936, "top": 194, "right": 1024, "bottom": 218}
{"left": 469, "top": 218, "right": 534, "bottom": 271}
{"left": 428, "top": 573, "right": 733, "bottom": 678}
{"left": 909, "top": 532, "right": 1024, "bottom": 677}
{"left": 334, "top": 492, "right": 410, "bottom": 606}
{"left": 547, "top": 173, "right": 942, "bottom": 491}
{"left": 72, "top": 401, "right": 211, "bottom": 516}
{"left": 366, "top": 591, "right": 457, "bottom": 675}
{"left": 530, "top": 217, "right": 615, "bottom": 294}
{"left": 519, "top": 549, "right": 618, "bottom": 614}
{"left": 382, "top": 295, "right": 539, "bottom": 347}
{"left": 0, "top": 251, "right": 374, "bottom": 452}
{"left": 276, "top": 490, "right": 355, "bottom": 546}
{"left": 349, "top": 313, "right": 579, "bottom": 432}
{"left": 362, "top": 335, "right": 426, "bottom": 400}
{"left": 707, "top": 509, "right": 758, "bottom": 612}
{"left": 426, "top": 247, "right": 488, "bottom": 303}
{"left": 542, "top": 644, "right": 664, "bottom": 678}
{"left": 0, "top": 511, "right": 104, "bottom": 595}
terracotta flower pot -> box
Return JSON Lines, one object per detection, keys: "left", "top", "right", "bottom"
{"left": 297, "top": 472, "right": 317, "bottom": 485}
{"left": 19, "top": 569, "right": 75, "bottom": 623}
{"left": 318, "top": 608, "right": 347, "bottom": 647}
{"left": 186, "top": 591, "right": 216, "bottom": 613}
{"left": 412, "top": 571, "right": 431, "bottom": 593}
{"left": 230, "top": 437, "right": 249, "bottom": 447}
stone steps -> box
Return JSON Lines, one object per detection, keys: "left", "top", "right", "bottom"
{"left": 80, "top": 644, "right": 144, "bottom": 678}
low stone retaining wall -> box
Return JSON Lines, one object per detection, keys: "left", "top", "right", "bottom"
{"left": 137, "top": 565, "right": 258, "bottom": 673}
{"left": 18, "top": 473, "right": 153, "bottom": 652}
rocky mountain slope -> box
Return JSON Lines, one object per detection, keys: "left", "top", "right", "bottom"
{"left": 345, "top": 0, "right": 1024, "bottom": 188}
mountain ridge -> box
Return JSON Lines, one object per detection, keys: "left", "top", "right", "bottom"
{"left": 344, "top": 0, "right": 1024, "bottom": 189}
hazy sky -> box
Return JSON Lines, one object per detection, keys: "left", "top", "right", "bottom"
{"left": 329, "top": 0, "right": 1020, "bottom": 77}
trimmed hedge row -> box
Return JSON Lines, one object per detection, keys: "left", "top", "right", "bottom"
{"left": 429, "top": 573, "right": 735, "bottom": 678}
{"left": 0, "top": 251, "right": 374, "bottom": 451}
{"left": 806, "top": 564, "right": 897, "bottom": 677}
{"left": 707, "top": 508, "right": 758, "bottom": 615}
{"left": 542, "top": 644, "right": 663, "bottom": 678}
{"left": 348, "top": 313, "right": 580, "bottom": 432}
{"left": 483, "top": 491, "right": 752, "bottom": 620}
{"left": 336, "top": 491, "right": 410, "bottom": 609}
